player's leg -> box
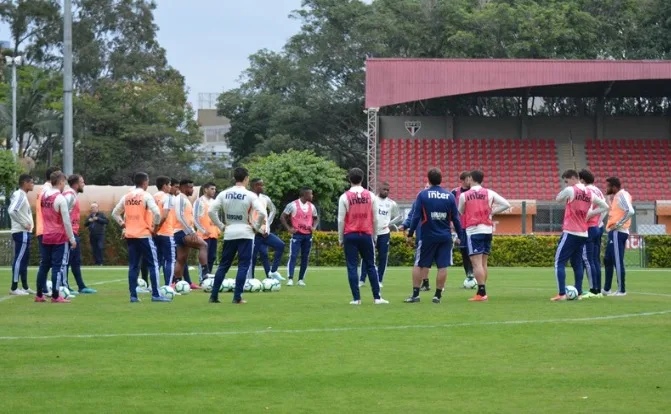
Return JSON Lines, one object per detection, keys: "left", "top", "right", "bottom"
{"left": 343, "top": 234, "right": 361, "bottom": 302}
{"left": 569, "top": 237, "right": 588, "bottom": 295}
{"left": 70, "top": 235, "right": 93, "bottom": 293}
{"left": 51, "top": 243, "right": 69, "bottom": 302}
{"left": 140, "top": 238, "right": 165, "bottom": 300}
{"left": 580, "top": 244, "right": 594, "bottom": 294}
{"left": 298, "top": 235, "right": 312, "bottom": 284}
{"left": 183, "top": 235, "right": 209, "bottom": 287}
{"left": 377, "top": 233, "right": 390, "bottom": 285}
{"left": 210, "top": 239, "right": 236, "bottom": 301}
{"left": 405, "top": 240, "right": 431, "bottom": 302}
{"left": 266, "top": 233, "right": 285, "bottom": 280}
{"left": 258, "top": 236, "right": 272, "bottom": 278}
{"left": 10, "top": 232, "right": 28, "bottom": 293}
{"left": 482, "top": 234, "right": 492, "bottom": 284}
{"left": 419, "top": 236, "right": 430, "bottom": 291}
{"left": 359, "top": 258, "right": 367, "bottom": 286}
{"left": 251, "top": 234, "right": 262, "bottom": 279}
{"left": 552, "top": 233, "right": 576, "bottom": 300}
{"left": 36, "top": 236, "right": 51, "bottom": 295}
{"left": 140, "top": 259, "right": 149, "bottom": 286}
{"left": 361, "top": 234, "right": 382, "bottom": 301}
{"left": 231, "top": 239, "right": 254, "bottom": 304}
{"left": 603, "top": 230, "right": 615, "bottom": 294}
{"left": 206, "top": 238, "right": 217, "bottom": 273}
{"left": 433, "top": 241, "right": 453, "bottom": 303}
{"left": 594, "top": 227, "right": 604, "bottom": 292}
{"left": 20, "top": 233, "right": 31, "bottom": 292}
{"left": 127, "top": 238, "right": 142, "bottom": 300}
{"left": 286, "top": 235, "right": 299, "bottom": 284}
{"left": 614, "top": 231, "right": 628, "bottom": 295}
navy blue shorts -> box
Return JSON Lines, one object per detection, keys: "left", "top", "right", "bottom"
{"left": 415, "top": 240, "right": 453, "bottom": 269}
{"left": 467, "top": 233, "right": 493, "bottom": 256}
{"left": 174, "top": 230, "right": 186, "bottom": 247}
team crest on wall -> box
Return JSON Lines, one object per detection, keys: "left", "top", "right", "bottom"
{"left": 404, "top": 120, "right": 421, "bottom": 137}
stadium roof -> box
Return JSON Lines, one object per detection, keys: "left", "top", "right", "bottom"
{"left": 365, "top": 58, "right": 671, "bottom": 108}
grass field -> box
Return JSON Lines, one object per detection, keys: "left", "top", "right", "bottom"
{"left": 1, "top": 266, "right": 670, "bottom": 413}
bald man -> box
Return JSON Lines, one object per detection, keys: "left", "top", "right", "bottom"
{"left": 85, "top": 202, "right": 108, "bottom": 265}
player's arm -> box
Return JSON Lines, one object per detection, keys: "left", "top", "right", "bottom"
{"left": 192, "top": 198, "right": 208, "bottom": 234}
{"left": 586, "top": 196, "right": 609, "bottom": 220}
{"left": 371, "top": 195, "right": 379, "bottom": 239}
{"left": 280, "top": 203, "right": 295, "bottom": 233}
{"left": 408, "top": 194, "right": 423, "bottom": 238}
{"left": 389, "top": 201, "right": 403, "bottom": 228}
{"left": 157, "top": 195, "right": 170, "bottom": 227}
{"left": 266, "top": 197, "right": 277, "bottom": 229}
{"left": 458, "top": 193, "right": 466, "bottom": 215}
{"left": 490, "top": 191, "right": 511, "bottom": 216}
{"left": 311, "top": 204, "right": 319, "bottom": 231}
{"left": 555, "top": 187, "right": 574, "bottom": 203}
{"left": 56, "top": 195, "right": 76, "bottom": 244}
{"left": 111, "top": 196, "right": 126, "bottom": 227}
{"left": 144, "top": 193, "right": 161, "bottom": 233}
{"left": 613, "top": 193, "right": 635, "bottom": 229}
{"left": 208, "top": 195, "right": 226, "bottom": 231}
{"left": 337, "top": 194, "right": 347, "bottom": 244}
{"left": 250, "top": 195, "right": 268, "bottom": 233}
{"left": 175, "top": 196, "right": 195, "bottom": 235}
{"left": 8, "top": 191, "right": 29, "bottom": 229}
{"left": 449, "top": 196, "right": 463, "bottom": 236}
{"left": 64, "top": 192, "right": 76, "bottom": 212}
{"left": 401, "top": 200, "right": 415, "bottom": 230}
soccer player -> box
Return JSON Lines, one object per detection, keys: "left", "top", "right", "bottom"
{"left": 63, "top": 174, "right": 96, "bottom": 294}
{"left": 173, "top": 178, "right": 211, "bottom": 288}
{"left": 405, "top": 168, "right": 463, "bottom": 304}
{"left": 153, "top": 176, "right": 178, "bottom": 286}
{"left": 399, "top": 183, "right": 431, "bottom": 291}
{"left": 458, "top": 170, "right": 511, "bottom": 302}
{"left": 338, "top": 168, "right": 389, "bottom": 305}
{"left": 551, "top": 170, "right": 608, "bottom": 301}
{"left": 452, "top": 171, "right": 474, "bottom": 284}
{"left": 578, "top": 169, "right": 608, "bottom": 298}
{"left": 195, "top": 182, "right": 220, "bottom": 274}
{"left": 603, "top": 177, "right": 634, "bottom": 297}
{"left": 8, "top": 174, "right": 35, "bottom": 295}
{"left": 35, "top": 171, "right": 77, "bottom": 303}
{"left": 208, "top": 167, "right": 266, "bottom": 304}
{"left": 358, "top": 182, "right": 401, "bottom": 288}
{"left": 35, "top": 166, "right": 60, "bottom": 295}
{"left": 250, "top": 178, "right": 285, "bottom": 281}
{"left": 281, "top": 187, "right": 319, "bottom": 286}
{"left": 112, "top": 172, "right": 170, "bottom": 303}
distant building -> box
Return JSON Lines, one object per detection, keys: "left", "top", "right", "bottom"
{"left": 197, "top": 93, "right": 232, "bottom": 166}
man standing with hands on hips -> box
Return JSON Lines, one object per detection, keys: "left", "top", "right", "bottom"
{"left": 281, "top": 187, "right": 319, "bottom": 286}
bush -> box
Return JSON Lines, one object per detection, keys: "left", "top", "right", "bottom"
{"left": 643, "top": 236, "right": 671, "bottom": 268}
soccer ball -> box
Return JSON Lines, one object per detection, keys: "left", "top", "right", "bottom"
{"left": 270, "top": 279, "right": 281, "bottom": 292}
{"left": 159, "top": 285, "right": 175, "bottom": 300}
{"left": 248, "top": 279, "right": 262, "bottom": 292}
{"left": 243, "top": 280, "right": 253, "bottom": 292}
{"left": 45, "top": 280, "right": 53, "bottom": 297}
{"left": 58, "top": 286, "right": 72, "bottom": 299}
{"left": 175, "top": 280, "right": 191, "bottom": 295}
{"left": 463, "top": 277, "right": 477, "bottom": 289}
{"left": 201, "top": 278, "right": 214, "bottom": 292}
{"left": 222, "top": 278, "right": 235, "bottom": 292}
{"left": 262, "top": 278, "right": 276, "bottom": 292}
{"left": 565, "top": 285, "right": 579, "bottom": 300}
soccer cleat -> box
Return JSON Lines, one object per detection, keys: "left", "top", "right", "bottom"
{"left": 23, "top": 288, "right": 36, "bottom": 295}
{"left": 404, "top": 296, "right": 420, "bottom": 303}
{"left": 358, "top": 281, "right": 365, "bottom": 287}
{"left": 374, "top": 298, "right": 390, "bottom": 305}
{"left": 286, "top": 279, "right": 294, "bottom": 286}
{"left": 130, "top": 297, "right": 141, "bottom": 303}
{"left": 209, "top": 297, "right": 221, "bottom": 303}
{"left": 34, "top": 296, "right": 47, "bottom": 303}
{"left": 594, "top": 293, "right": 604, "bottom": 298}
{"left": 611, "top": 291, "right": 627, "bottom": 297}
{"left": 298, "top": 280, "right": 306, "bottom": 286}
{"left": 269, "top": 271, "right": 285, "bottom": 281}
{"left": 601, "top": 289, "right": 613, "bottom": 296}
{"left": 349, "top": 300, "right": 361, "bottom": 305}
{"left": 232, "top": 298, "right": 247, "bottom": 304}
{"left": 469, "top": 294, "right": 489, "bottom": 302}
{"left": 79, "top": 287, "right": 97, "bottom": 294}
{"left": 9, "top": 289, "right": 29, "bottom": 296}
{"left": 151, "top": 296, "right": 171, "bottom": 302}
{"left": 550, "top": 294, "right": 567, "bottom": 302}
{"left": 432, "top": 296, "right": 441, "bottom": 304}
{"left": 420, "top": 285, "right": 431, "bottom": 292}
{"left": 136, "top": 287, "right": 151, "bottom": 294}
{"left": 51, "top": 297, "right": 71, "bottom": 303}
{"left": 580, "top": 292, "right": 595, "bottom": 299}
{"left": 379, "top": 283, "right": 384, "bottom": 288}
{"left": 189, "top": 283, "right": 202, "bottom": 290}
{"left": 68, "top": 289, "right": 79, "bottom": 296}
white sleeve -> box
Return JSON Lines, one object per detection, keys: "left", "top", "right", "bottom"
{"left": 489, "top": 190, "right": 511, "bottom": 216}
{"left": 389, "top": 201, "right": 403, "bottom": 227}
{"left": 111, "top": 196, "right": 126, "bottom": 226}
{"left": 458, "top": 193, "right": 466, "bottom": 215}
{"left": 587, "top": 195, "right": 609, "bottom": 220}
{"left": 174, "top": 196, "right": 194, "bottom": 234}
{"left": 56, "top": 195, "right": 75, "bottom": 242}
{"left": 371, "top": 195, "right": 379, "bottom": 238}
{"left": 208, "top": 195, "right": 225, "bottom": 230}
{"left": 283, "top": 203, "right": 294, "bottom": 216}
{"left": 337, "top": 194, "right": 348, "bottom": 243}
{"left": 192, "top": 198, "right": 208, "bottom": 233}
{"left": 145, "top": 193, "right": 161, "bottom": 225}
{"left": 64, "top": 193, "right": 76, "bottom": 212}
{"left": 556, "top": 187, "right": 574, "bottom": 202}
{"left": 250, "top": 194, "right": 267, "bottom": 232}
{"left": 266, "top": 197, "right": 277, "bottom": 227}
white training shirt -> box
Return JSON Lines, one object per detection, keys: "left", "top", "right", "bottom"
{"left": 8, "top": 189, "right": 34, "bottom": 234}
{"left": 375, "top": 196, "right": 403, "bottom": 235}
{"left": 458, "top": 185, "right": 511, "bottom": 235}
{"left": 208, "top": 185, "right": 266, "bottom": 240}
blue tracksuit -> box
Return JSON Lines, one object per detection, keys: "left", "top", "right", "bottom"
{"left": 409, "top": 186, "right": 462, "bottom": 268}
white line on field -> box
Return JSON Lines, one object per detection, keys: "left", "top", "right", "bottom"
{"left": 0, "top": 309, "right": 669, "bottom": 341}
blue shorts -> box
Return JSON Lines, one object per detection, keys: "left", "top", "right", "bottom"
{"left": 174, "top": 230, "right": 186, "bottom": 247}
{"left": 415, "top": 240, "right": 453, "bottom": 269}
{"left": 467, "top": 233, "right": 493, "bottom": 256}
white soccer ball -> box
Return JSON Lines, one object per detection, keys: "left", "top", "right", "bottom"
{"left": 58, "top": 286, "right": 72, "bottom": 299}
{"left": 243, "top": 280, "right": 253, "bottom": 292}
{"left": 463, "top": 277, "right": 477, "bottom": 289}
{"left": 159, "top": 285, "right": 175, "bottom": 300}
{"left": 46, "top": 280, "right": 53, "bottom": 296}
{"left": 175, "top": 280, "right": 191, "bottom": 295}
{"left": 566, "top": 285, "right": 579, "bottom": 300}
{"left": 248, "top": 279, "right": 262, "bottom": 292}
{"left": 201, "top": 278, "right": 214, "bottom": 292}
{"left": 262, "top": 278, "right": 276, "bottom": 292}
{"left": 137, "top": 278, "right": 147, "bottom": 289}
{"left": 270, "top": 279, "right": 281, "bottom": 292}
{"left": 222, "top": 278, "right": 235, "bottom": 292}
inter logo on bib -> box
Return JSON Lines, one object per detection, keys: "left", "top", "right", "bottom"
{"left": 405, "top": 120, "right": 421, "bottom": 137}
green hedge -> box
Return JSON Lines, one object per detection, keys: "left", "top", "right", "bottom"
{"left": 643, "top": 236, "right": 671, "bottom": 268}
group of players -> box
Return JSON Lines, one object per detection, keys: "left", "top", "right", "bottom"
{"left": 8, "top": 163, "right": 633, "bottom": 304}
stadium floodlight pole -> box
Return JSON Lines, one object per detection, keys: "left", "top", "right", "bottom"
{"left": 63, "top": 0, "right": 74, "bottom": 175}
{"left": 5, "top": 56, "right": 22, "bottom": 158}
{"left": 366, "top": 107, "right": 379, "bottom": 194}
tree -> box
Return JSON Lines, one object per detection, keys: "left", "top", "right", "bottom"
{"left": 0, "top": 149, "right": 22, "bottom": 197}
{"left": 0, "top": 0, "right": 61, "bottom": 62}
{"left": 244, "top": 150, "right": 347, "bottom": 223}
